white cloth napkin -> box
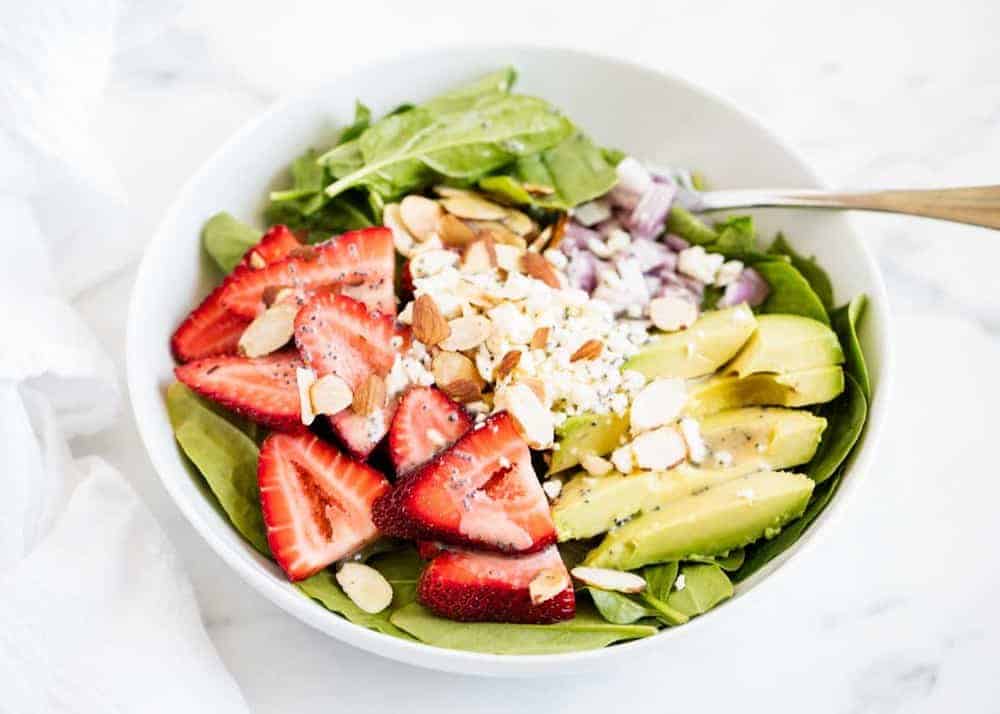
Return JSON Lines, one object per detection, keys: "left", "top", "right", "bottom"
{"left": 0, "top": 2, "right": 248, "bottom": 711}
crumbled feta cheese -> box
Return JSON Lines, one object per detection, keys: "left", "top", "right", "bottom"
{"left": 606, "top": 229, "right": 632, "bottom": 254}
{"left": 573, "top": 199, "right": 612, "bottom": 227}
{"left": 616, "top": 157, "right": 653, "bottom": 196}
{"left": 580, "top": 453, "right": 613, "bottom": 476}
{"left": 674, "top": 574, "right": 686, "bottom": 591}
{"left": 715, "top": 450, "right": 734, "bottom": 467}
{"left": 542, "top": 479, "right": 563, "bottom": 501}
{"left": 409, "top": 248, "right": 458, "bottom": 278}
{"left": 678, "top": 245, "right": 725, "bottom": 283}
{"left": 715, "top": 259, "right": 744, "bottom": 287}
{"left": 544, "top": 249, "right": 568, "bottom": 270}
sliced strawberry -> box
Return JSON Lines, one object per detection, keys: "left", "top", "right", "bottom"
{"left": 171, "top": 225, "right": 302, "bottom": 363}
{"left": 372, "top": 412, "right": 556, "bottom": 553}
{"left": 259, "top": 431, "right": 391, "bottom": 581}
{"left": 389, "top": 386, "right": 472, "bottom": 475}
{"left": 295, "top": 293, "right": 399, "bottom": 458}
{"left": 238, "top": 224, "right": 301, "bottom": 270}
{"left": 174, "top": 349, "right": 304, "bottom": 431}
{"left": 416, "top": 541, "right": 446, "bottom": 560}
{"left": 400, "top": 259, "right": 415, "bottom": 297}
{"left": 418, "top": 545, "right": 575, "bottom": 623}
{"left": 220, "top": 227, "right": 395, "bottom": 318}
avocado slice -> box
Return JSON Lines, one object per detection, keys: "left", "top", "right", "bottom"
{"left": 624, "top": 305, "right": 757, "bottom": 380}
{"left": 583, "top": 470, "right": 815, "bottom": 570}
{"left": 550, "top": 411, "right": 629, "bottom": 474}
{"left": 552, "top": 408, "right": 826, "bottom": 540}
{"left": 685, "top": 366, "right": 844, "bottom": 417}
{"left": 725, "top": 314, "right": 844, "bottom": 377}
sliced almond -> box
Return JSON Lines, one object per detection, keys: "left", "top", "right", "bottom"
{"left": 570, "top": 339, "right": 603, "bottom": 362}
{"left": 523, "top": 182, "right": 555, "bottom": 196}
{"left": 296, "top": 367, "right": 318, "bottom": 426}
{"left": 631, "top": 425, "right": 687, "bottom": 471}
{"left": 494, "top": 350, "right": 522, "bottom": 381}
{"left": 433, "top": 185, "right": 479, "bottom": 199}
{"left": 412, "top": 295, "right": 451, "bottom": 346}
{"left": 493, "top": 383, "right": 554, "bottom": 449}
{"left": 529, "top": 568, "right": 570, "bottom": 605}
{"left": 630, "top": 378, "right": 686, "bottom": 434}
{"left": 528, "top": 225, "right": 552, "bottom": 253}
{"left": 462, "top": 236, "right": 498, "bottom": 273}
{"left": 580, "top": 453, "right": 613, "bottom": 477}
{"left": 494, "top": 243, "right": 525, "bottom": 273}
{"left": 438, "top": 315, "right": 491, "bottom": 352}
{"left": 502, "top": 209, "right": 537, "bottom": 237}
{"left": 530, "top": 326, "right": 550, "bottom": 350}
{"left": 438, "top": 213, "right": 477, "bottom": 246}
{"left": 518, "top": 376, "right": 550, "bottom": 407}
{"left": 261, "top": 285, "right": 294, "bottom": 308}
{"left": 310, "top": 373, "right": 354, "bottom": 416}
{"left": 520, "top": 251, "right": 561, "bottom": 289}
{"left": 336, "top": 562, "right": 393, "bottom": 614}
{"left": 571, "top": 566, "right": 647, "bottom": 594}
{"left": 648, "top": 295, "right": 699, "bottom": 333}
{"left": 248, "top": 251, "right": 267, "bottom": 269}
{"left": 548, "top": 213, "right": 568, "bottom": 251}
{"left": 440, "top": 194, "right": 509, "bottom": 221}
{"left": 541, "top": 479, "right": 562, "bottom": 501}
{"left": 400, "top": 195, "right": 443, "bottom": 241}
{"left": 409, "top": 248, "right": 458, "bottom": 279}
{"left": 439, "top": 378, "right": 483, "bottom": 404}
{"left": 383, "top": 202, "right": 416, "bottom": 257}
{"left": 474, "top": 221, "right": 527, "bottom": 249}
{"left": 432, "top": 350, "right": 484, "bottom": 390}
{"left": 353, "top": 374, "right": 386, "bottom": 416}
{"left": 289, "top": 245, "right": 318, "bottom": 261}
{"left": 238, "top": 301, "right": 298, "bottom": 358}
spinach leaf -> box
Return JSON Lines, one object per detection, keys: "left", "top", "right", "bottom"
{"left": 665, "top": 206, "right": 718, "bottom": 245}
{"left": 665, "top": 563, "right": 733, "bottom": 617}
{"left": 165, "top": 383, "right": 269, "bottom": 554}
{"left": 558, "top": 539, "right": 597, "bottom": 570}
{"left": 368, "top": 547, "right": 424, "bottom": 608}
{"left": 297, "top": 569, "right": 414, "bottom": 641}
{"left": 769, "top": 234, "right": 835, "bottom": 310}
{"left": 642, "top": 561, "right": 679, "bottom": 600}
{"left": 832, "top": 294, "right": 872, "bottom": 400}
{"left": 478, "top": 174, "right": 536, "bottom": 205}
{"left": 389, "top": 603, "right": 657, "bottom": 654}
{"left": 264, "top": 190, "right": 373, "bottom": 243}
{"left": 640, "top": 593, "right": 689, "bottom": 626}
{"left": 201, "top": 212, "right": 261, "bottom": 274}
{"left": 422, "top": 67, "right": 517, "bottom": 114}
{"left": 712, "top": 216, "right": 756, "bottom": 254}
{"left": 753, "top": 260, "right": 830, "bottom": 324}
{"left": 807, "top": 373, "right": 868, "bottom": 484}
{"left": 586, "top": 588, "right": 658, "bottom": 625}
{"left": 687, "top": 549, "right": 746, "bottom": 572}
{"left": 338, "top": 101, "right": 372, "bottom": 145}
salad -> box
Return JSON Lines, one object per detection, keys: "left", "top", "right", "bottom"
{"left": 166, "top": 68, "right": 871, "bottom": 655}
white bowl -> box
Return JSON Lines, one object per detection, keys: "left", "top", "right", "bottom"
{"left": 127, "top": 46, "right": 891, "bottom": 677}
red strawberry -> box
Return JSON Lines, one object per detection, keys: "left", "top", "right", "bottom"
{"left": 174, "top": 349, "right": 304, "bottom": 431}
{"left": 418, "top": 545, "right": 575, "bottom": 623}
{"left": 171, "top": 225, "right": 302, "bottom": 363}
{"left": 238, "top": 224, "right": 301, "bottom": 270}
{"left": 220, "top": 227, "right": 395, "bottom": 318}
{"left": 259, "top": 431, "right": 391, "bottom": 581}
{"left": 294, "top": 293, "right": 399, "bottom": 457}
{"left": 372, "top": 412, "right": 556, "bottom": 553}
{"left": 416, "top": 541, "right": 446, "bottom": 560}
{"left": 400, "top": 259, "right": 415, "bottom": 297}
{"left": 389, "top": 386, "right": 472, "bottom": 476}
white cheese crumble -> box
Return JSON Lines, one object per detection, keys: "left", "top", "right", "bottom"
{"left": 678, "top": 245, "right": 725, "bottom": 284}
{"left": 674, "top": 573, "right": 686, "bottom": 591}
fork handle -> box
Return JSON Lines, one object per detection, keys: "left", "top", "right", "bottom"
{"left": 695, "top": 185, "right": 1000, "bottom": 230}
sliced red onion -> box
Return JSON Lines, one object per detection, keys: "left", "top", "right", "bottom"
{"left": 608, "top": 185, "right": 640, "bottom": 211}
{"left": 594, "top": 217, "right": 623, "bottom": 237}
{"left": 565, "top": 250, "right": 601, "bottom": 293}
{"left": 616, "top": 157, "right": 653, "bottom": 197}
{"left": 718, "top": 266, "right": 770, "bottom": 308}
{"left": 644, "top": 274, "right": 663, "bottom": 296}
{"left": 658, "top": 284, "right": 701, "bottom": 305}
{"left": 629, "top": 238, "right": 676, "bottom": 273}
{"left": 565, "top": 220, "right": 603, "bottom": 244}
{"left": 661, "top": 271, "right": 705, "bottom": 300}
{"left": 664, "top": 234, "right": 690, "bottom": 252}
{"left": 625, "top": 181, "right": 676, "bottom": 240}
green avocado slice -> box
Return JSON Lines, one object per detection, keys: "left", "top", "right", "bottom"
{"left": 725, "top": 314, "right": 844, "bottom": 377}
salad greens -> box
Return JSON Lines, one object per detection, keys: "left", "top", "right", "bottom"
{"left": 665, "top": 564, "right": 734, "bottom": 617}
{"left": 769, "top": 234, "right": 835, "bottom": 310}
{"left": 202, "top": 212, "right": 262, "bottom": 274}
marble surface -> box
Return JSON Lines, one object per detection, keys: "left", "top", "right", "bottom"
{"left": 73, "top": 0, "right": 999, "bottom": 710}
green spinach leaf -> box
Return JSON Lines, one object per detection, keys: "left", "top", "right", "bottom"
{"left": 201, "top": 212, "right": 261, "bottom": 274}
{"left": 297, "top": 569, "right": 414, "bottom": 641}
{"left": 665, "top": 206, "right": 718, "bottom": 245}
{"left": 753, "top": 260, "right": 830, "bottom": 324}
{"left": 586, "top": 588, "right": 658, "bottom": 625}
{"left": 807, "top": 373, "right": 868, "bottom": 484}
{"left": 769, "top": 234, "right": 835, "bottom": 310}
{"left": 832, "top": 294, "right": 872, "bottom": 400}
{"left": 642, "top": 562, "right": 679, "bottom": 600}
{"left": 389, "top": 603, "right": 657, "bottom": 654}
{"left": 687, "top": 549, "right": 746, "bottom": 572}
{"left": 665, "top": 563, "right": 733, "bottom": 617}
{"left": 165, "top": 382, "right": 268, "bottom": 554}
{"left": 338, "top": 101, "right": 372, "bottom": 145}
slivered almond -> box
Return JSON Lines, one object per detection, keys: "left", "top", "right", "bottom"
{"left": 570, "top": 339, "right": 603, "bottom": 362}
{"left": 296, "top": 367, "right": 318, "bottom": 426}
{"left": 548, "top": 213, "right": 568, "bottom": 251}
{"left": 494, "top": 244, "right": 524, "bottom": 273}
{"left": 440, "top": 194, "right": 509, "bottom": 221}
{"left": 353, "top": 374, "right": 386, "bottom": 416}
{"left": 439, "top": 315, "right": 491, "bottom": 352}
{"left": 248, "top": 251, "right": 267, "bottom": 269}
{"left": 518, "top": 377, "right": 549, "bottom": 406}
{"left": 571, "top": 566, "right": 647, "bottom": 594}
{"left": 432, "top": 350, "right": 483, "bottom": 391}
{"left": 523, "top": 183, "right": 555, "bottom": 196}
{"left": 502, "top": 209, "right": 537, "bottom": 237}
{"left": 521, "top": 251, "right": 561, "bottom": 289}
{"left": 238, "top": 301, "right": 298, "bottom": 357}
{"left": 475, "top": 222, "right": 527, "bottom": 249}
{"left": 383, "top": 202, "right": 417, "bottom": 257}
{"left": 528, "top": 225, "right": 552, "bottom": 253}
{"left": 462, "top": 236, "right": 498, "bottom": 272}
{"left": 289, "top": 245, "right": 318, "bottom": 261}
{"left": 412, "top": 295, "right": 450, "bottom": 346}
{"left": 310, "top": 374, "right": 353, "bottom": 416}
{"left": 336, "top": 562, "right": 393, "bottom": 614}
{"left": 400, "top": 195, "right": 442, "bottom": 241}
{"left": 580, "top": 452, "right": 614, "bottom": 476}
{"left": 434, "top": 185, "right": 478, "bottom": 199}
{"left": 493, "top": 383, "right": 553, "bottom": 449}
{"left": 438, "top": 213, "right": 476, "bottom": 246}
{"left": 529, "top": 568, "right": 570, "bottom": 605}
{"left": 261, "top": 285, "right": 293, "bottom": 308}
{"left": 530, "top": 326, "right": 550, "bottom": 349}
{"left": 494, "top": 350, "right": 522, "bottom": 381}
{"left": 439, "top": 378, "right": 482, "bottom": 404}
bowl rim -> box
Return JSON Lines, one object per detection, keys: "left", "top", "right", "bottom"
{"left": 126, "top": 43, "right": 892, "bottom": 676}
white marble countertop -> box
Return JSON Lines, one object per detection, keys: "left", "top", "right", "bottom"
{"left": 73, "top": 0, "right": 999, "bottom": 710}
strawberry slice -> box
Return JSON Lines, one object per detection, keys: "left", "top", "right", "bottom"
{"left": 259, "top": 431, "right": 391, "bottom": 581}
{"left": 237, "top": 224, "right": 302, "bottom": 270}
{"left": 372, "top": 412, "right": 556, "bottom": 553}
{"left": 294, "top": 293, "right": 398, "bottom": 457}
{"left": 418, "top": 545, "right": 575, "bottom": 623}
{"left": 220, "top": 227, "right": 395, "bottom": 318}
{"left": 389, "top": 386, "right": 472, "bottom": 475}
{"left": 171, "top": 225, "right": 302, "bottom": 363}
{"left": 174, "top": 349, "right": 304, "bottom": 431}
